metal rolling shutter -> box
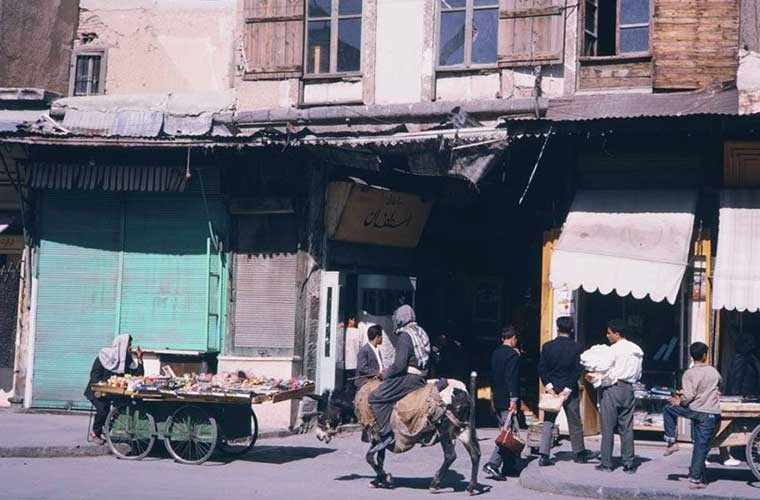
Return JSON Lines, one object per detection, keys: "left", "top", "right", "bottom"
{"left": 33, "top": 192, "right": 121, "bottom": 409}
{"left": 233, "top": 214, "right": 297, "bottom": 352}
{"left": 119, "top": 193, "right": 226, "bottom": 351}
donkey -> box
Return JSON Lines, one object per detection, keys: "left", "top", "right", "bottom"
{"left": 308, "top": 379, "right": 481, "bottom": 494}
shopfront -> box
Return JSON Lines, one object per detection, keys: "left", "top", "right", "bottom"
{"left": 316, "top": 181, "right": 432, "bottom": 392}
{"left": 0, "top": 214, "right": 22, "bottom": 406}
{"left": 547, "top": 189, "right": 701, "bottom": 434}
{"left": 712, "top": 189, "right": 760, "bottom": 399}
{"left": 28, "top": 164, "right": 227, "bottom": 409}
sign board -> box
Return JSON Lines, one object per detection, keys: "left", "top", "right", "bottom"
{"left": 326, "top": 182, "right": 433, "bottom": 248}
{"left": 0, "top": 235, "right": 23, "bottom": 254}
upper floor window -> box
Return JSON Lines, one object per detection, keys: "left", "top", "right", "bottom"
{"left": 584, "top": 0, "right": 650, "bottom": 57}
{"left": 438, "top": 0, "right": 499, "bottom": 68}
{"left": 70, "top": 49, "right": 107, "bottom": 96}
{"left": 306, "top": 0, "right": 362, "bottom": 75}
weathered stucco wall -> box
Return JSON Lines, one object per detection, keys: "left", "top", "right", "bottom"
{"left": 0, "top": 0, "right": 79, "bottom": 94}
{"left": 375, "top": 0, "right": 426, "bottom": 104}
{"left": 739, "top": 1, "right": 760, "bottom": 114}
{"left": 738, "top": 49, "right": 760, "bottom": 114}
{"left": 76, "top": 0, "right": 236, "bottom": 95}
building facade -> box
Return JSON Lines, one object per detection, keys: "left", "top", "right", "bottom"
{"left": 0, "top": 0, "right": 758, "bottom": 431}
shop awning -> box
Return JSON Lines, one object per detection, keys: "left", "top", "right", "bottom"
{"left": 712, "top": 190, "right": 760, "bottom": 312}
{"left": 550, "top": 190, "right": 697, "bottom": 304}
{"left": 0, "top": 212, "right": 16, "bottom": 234}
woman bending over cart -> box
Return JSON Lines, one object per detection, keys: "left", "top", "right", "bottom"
{"left": 84, "top": 334, "right": 144, "bottom": 444}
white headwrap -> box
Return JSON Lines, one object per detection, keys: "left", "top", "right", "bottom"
{"left": 98, "top": 334, "right": 137, "bottom": 374}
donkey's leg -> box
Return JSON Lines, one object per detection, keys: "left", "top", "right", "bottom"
{"left": 366, "top": 444, "right": 390, "bottom": 488}
{"left": 430, "top": 434, "right": 457, "bottom": 493}
{"left": 377, "top": 448, "right": 393, "bottom": 487}
{"left": 458, "top": 427, "right": 481, "bottom": 494}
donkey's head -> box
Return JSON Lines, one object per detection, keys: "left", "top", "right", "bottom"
{"left": 307, "top": 390, "right": 353, "bottom": 444}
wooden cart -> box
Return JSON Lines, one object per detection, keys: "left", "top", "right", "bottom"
{"left": 710, "top": 400, "right": 760, "bottom": 480}
{"left": 91, "top": 383, "right": 314, "bottom": 465}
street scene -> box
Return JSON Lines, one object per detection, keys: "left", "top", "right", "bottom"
{"left": 2, "top": 0, "right": 760, "bottom": 499}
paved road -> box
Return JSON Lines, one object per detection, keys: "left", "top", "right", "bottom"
{"left": 0, "top": 431, "right": 574, "bottom": 500}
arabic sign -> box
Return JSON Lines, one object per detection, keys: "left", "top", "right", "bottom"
{"left": 0, "top": 235, "right": 23, "bottom": 254}
{"left": 326, "top": 182, "right": 433, "bottom": 248}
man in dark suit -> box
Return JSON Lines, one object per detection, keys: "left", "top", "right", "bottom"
{"left": 355, "top": 324, "right": 384, "bottom": 388}
{"left": 483, "top": 326, "right": 521, "bottom": 481}
{"left": 537, "top": 316, "right": 598, "bottom": 466}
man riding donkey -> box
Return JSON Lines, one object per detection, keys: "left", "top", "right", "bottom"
{"left": 368, "top": 304, "right": 431, "bottom": 453}
{"left": 311, "top": 304, "right": 482, "bottom": 494}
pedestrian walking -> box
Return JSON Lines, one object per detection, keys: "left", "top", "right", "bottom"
{"left": 595, "top": 319, "right": 643, "bottom": 474}
{"left": 483, "top": 325, "right": 521, "bottom": 481}
{"left": 663, "top": 342, "right": 721, "bottom": 489}
{"left": 537, "top": 316, "right": 598, "bottom": 466}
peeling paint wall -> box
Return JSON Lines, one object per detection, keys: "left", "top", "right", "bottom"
{"left": 76, "top": 0, "right": 236, "bottom": 95}
{"left": 0, "top": 0, "right": 79, "bottom": 94}
{"left": 738, "top": 49, "right": 760, "bottom": 114}
{"left": 739, "top": 2, "right": 760, "bottom": 114}
{"left": 375, "top": 0, "right": 426, "bottom": 104}
{"left": 232, "top": 0, "right": 575, "bottom": 108}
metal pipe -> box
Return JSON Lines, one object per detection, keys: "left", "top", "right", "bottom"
{"left": 469, "top": 371, "right": 478, "bottom": 438}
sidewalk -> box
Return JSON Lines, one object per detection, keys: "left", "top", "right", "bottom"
{"left": 519, "top": 435, "right": 760, "bottom": 500}
{"left": 0, "top": 409, "right": 293, "bottom": 458}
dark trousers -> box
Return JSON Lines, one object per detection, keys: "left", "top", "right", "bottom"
{"left": 600, "top": 382, "right": 635, "bottom": 468}
{"left": 487, "top": 409, "right": 518, "bottom": 473}
{"left": 369, "top": 374, "right": 426, "bottom": 436}
{"left": 663, "top": 405, "right": 719, "bottom": 483}
{"left": 88, "top": 396, "right": 110, "bottom": 436}
{"left": 539, "top": 391, "right": 585, "bottom": 457}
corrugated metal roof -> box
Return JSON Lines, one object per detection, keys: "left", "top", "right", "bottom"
{"left": 0, "top": 110, "right": 44, "bottom": 133}
{"left": 546, "top": 88, "right": 738, "bottom": 121}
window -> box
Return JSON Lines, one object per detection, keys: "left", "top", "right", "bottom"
{"left": 306, "top": 0, "right": 362, "bottom": 75}
{"left": 584, "top": 0, "right": 650, "bottom": 57}
{"left": 438, "top": 0, "right": 499, "bottom": 68}
{"left": 70, "top": 49, "right": 107, "bottom": 96}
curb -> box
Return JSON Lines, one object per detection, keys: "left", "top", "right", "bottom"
{"left": 518, "top": 466, "right": 758, "bottom": 500}
{"left": 0, "top": 445, "right": 112, "bottom": 459}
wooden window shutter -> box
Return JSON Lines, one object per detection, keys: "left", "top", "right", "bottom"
{"left": 243, "top": 0, "right": 305, "bottom": 80}
{"left": 498, "top": 0, "right": 566, "bottom": 67}
{"left": 653, "top": 0, "right": 739, "bottom": 90}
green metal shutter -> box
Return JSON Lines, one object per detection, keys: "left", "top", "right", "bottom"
{"left": 33, "top": 192, "right": 121, "bottom": 409}
{"left": 118, "top": 193, "right": 226, "bottom": 351}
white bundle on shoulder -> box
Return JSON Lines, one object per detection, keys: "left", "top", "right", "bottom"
{"left": 580, "top": 344, "right": 615, "bottom": 388}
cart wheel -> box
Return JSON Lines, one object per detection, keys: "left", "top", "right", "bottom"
{"left": 164, "top": 405, "right": 218, "bottom": 465}
{"left": 747, "top": 424, "right": 760, "bottom": 481}
{"left": 104, "top": 402, "right": 156, "bottom": 460}
{"left": 219, "top": 407, "right": 259, "bottom": 455}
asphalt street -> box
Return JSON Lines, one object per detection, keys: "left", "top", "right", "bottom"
{"left": 0, "top": 431, "right": 575, "bottom": 500}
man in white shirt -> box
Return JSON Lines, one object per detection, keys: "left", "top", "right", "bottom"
{"left": 595, "top": 319, "right": 643, "bottom": 474}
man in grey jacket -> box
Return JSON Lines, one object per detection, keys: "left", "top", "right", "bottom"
{"left": 663, "top": 342, "right": 721, "bottom": 489}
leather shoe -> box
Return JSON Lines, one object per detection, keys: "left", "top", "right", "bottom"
{"left": 538, "top": 456, "right": 555, "bottom": 467}
{"left": 623, "top": 465, "right": 637, "bottom": 474}
{"left": 482, "top": 464, "right": 506, "bottom": 481}
{"left": 574, "top": 449, "right": 600, "bottom": 463}
{"left": 595, "top": 464, "right": 614, "bottom": 472}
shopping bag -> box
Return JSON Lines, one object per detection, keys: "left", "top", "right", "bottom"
{"left": 495, "top": 425, "right": 525, "bottom": 456}
{"left": 538, "top": 393, "right": 564, "bottom": 413}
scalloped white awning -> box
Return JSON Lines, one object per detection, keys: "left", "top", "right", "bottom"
{"left": 712, "top": 190, "right": 760, "bottom": 312}
{"left": 550, "top": 190, "right": 697, "bottom": 304}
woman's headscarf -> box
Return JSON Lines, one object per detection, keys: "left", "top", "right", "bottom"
{"left": 392, "top": 304, "right": 416, "bottom": 332}
{"left": 98, "top": 334, "right": 137, "bottom": 374}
